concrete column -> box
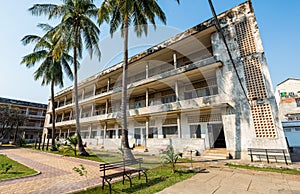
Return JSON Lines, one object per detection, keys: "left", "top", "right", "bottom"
{"left": 146, "top": 88, "right": 149, "bottom": 107}
{"left": 93, "top": 83, "right": 97, "bottom": 96}
{"left": 67, "top": 128, "right": 70, "bottom": 137}
{"left": 107, "top": 78, "right": 110, "bottom": 92}
{"left": 173, "top": 52, "right": 177, "bottom": 69}
{"left": 105, "top": 99, "right": 109, "bottom": 114}
{"left": 82, "top": 89, "right": 85, "bottom": 100}
{"left": 59, "top": 129, "right": 62, "bottom": 139}
{"left": 201, "top": 123, "right": 209, "bottom": 148}
{"left": 103, "top": 122, "right": 107, "bottom": 141}
{"left": 146, "top": 62, "right": 149, "bottom": 78}
{"left": 177, "top": 114, "right": 181, "bottom": 138}
{"left": 79, "top": 106, "right": 83, "bottom": 118}
{"left": 157, "top": 119, "right": 163, "bottom": 138}
{"left": 91, "top": 103, "right": 95, "bottom": 117}
{"left": 26, "top": 108, "right": 29, "bottom": 116}
{"left": 57, "top": 100, "right": 60, "bottom": 108}
{"left": 70, "top": 110, "right": 72, "bottom": 120}
{"left": 88, "top": 124, "right": 92, "bottom": 139}
{"left": 61, "top": 112, "right": 64, "bottom": 122}
{"left": 115, "top": 123, "right": 119, "bottom": 139}
{"left": 175, "top": 80, "right": 179, "bottom": 102}
{"left": 145, "top": 118, "right": 149, "bottom": 140}
{"left": 64, "top": 96, "right": 67, "bottom": 106}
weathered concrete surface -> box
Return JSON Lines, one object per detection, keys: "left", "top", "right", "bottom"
{"left": 0, "top": 147, "right": 101, "bottom": 194}
{"left": 157, "top": 162, "right": 300, "bottom": 194}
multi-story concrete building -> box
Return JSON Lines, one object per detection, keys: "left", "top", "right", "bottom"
{"left": 0, "top": 97, "right": 47, "bottom": 142}
{"left": 275, "top": 78, "right": 300, "bottom": 148}
{"left": 43, "top": 1, "right": 289, "bottom": 160}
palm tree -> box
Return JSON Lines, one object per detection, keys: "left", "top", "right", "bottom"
{"left": 98, "top": 0, "right": 180, "bottom": 155}
{"left": 21, "top": 23, "right": 74, "bottom": 151}
{"left": 29, "top": 0, "right": 101, "bottom": 156}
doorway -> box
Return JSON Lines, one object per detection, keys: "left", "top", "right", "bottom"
{"left": 208, "top": 123, "right": 226, "bottom": 148}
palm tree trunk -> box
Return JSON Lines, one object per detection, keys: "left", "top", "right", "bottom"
{"left": 121, "top": 17, "right": 130, "bottom": 149}
{"left": 73, "top": 22, "right": 89, "bottom": 156}
{"left": 13, "top": 120, "right": 19, "bottom": 143}
{"left": 50, "top": 80, "right": 57, "bottom": 151}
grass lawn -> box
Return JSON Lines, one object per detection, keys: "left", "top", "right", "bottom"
{"left": 226, "top": 163, "right": 300, "bottom": 175}
{"left": 75, "top": 164, "right": 196, "bottom": 194}
{"left": 25, "top": 144, "right": 104, "bottom": 163}
{"left": 0, "top": 154, "right": 37, "bottom": 180}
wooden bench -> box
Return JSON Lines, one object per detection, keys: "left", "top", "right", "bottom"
{"left": 100, "top": 158, "right": 147, "bottom": 193}
{"left": 248, "top": 148, "right": 291, "bottom": 165}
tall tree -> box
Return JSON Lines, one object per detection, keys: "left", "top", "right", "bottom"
{"left": 21, "top": 23, "right": 74, "bottom": 151}
{"left": 98, "top": 0, "right": 180, "bottom": 157}
{"left": 29, "top": 0, "right": 101, "bottom": 156}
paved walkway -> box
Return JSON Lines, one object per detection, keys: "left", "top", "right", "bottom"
{"left": 1, "top": 147, "right": 300, "bottom": 194}
{"left": 0, "top": 147, "right": 101, "bottom": 194}
{"left": 158, "top": 161, "right": 300, "bottom": 194}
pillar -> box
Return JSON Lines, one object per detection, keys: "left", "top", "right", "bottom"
{"left": 177, "top": 114, "right": 181, "bottom": 138}
{"left": 146, "top": 62, "right": 149, "bottom": 78}
{"left": 146, "top": 88, "right": 149, "bottom": 107}
{"left": 91, "top": 103, "right": 95, "bottom": 117}
{"left": 173, "top": 52, "right": 177, "bottom": 69}
{"left": 88, "top": 124, "right": 92, "bottom": 139}
{"left": 93, "top": 83, "right": 97, "bottom": 96}
{"left": 64, "top": 96, "right": 67, "bottom": 106}
{"left": 107, "top": 78, "right": 110, "bottom": 92}
{"left": 82, "top": 88, "right": 85, "bottom": 100}
{"left": 105, "top": 99, "right": 109, "bottom": 114}
{"left": 175, "top": 80, "right": 179, "bottom": 102}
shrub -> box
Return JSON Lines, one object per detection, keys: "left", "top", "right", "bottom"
{"left": 161, "top": 145, "right": 182, "bottom": 173}
{"left": 0, "top": 163, "right": 12, "bottom": 174}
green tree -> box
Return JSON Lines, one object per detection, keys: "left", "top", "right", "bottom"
{"left": 98, "top": 0, "right": 180, "bottom": 154}
{"left": 65, "top": 134, "right": 78, "bottom": 156}
{"left": 0, "top": 105, "right": 10, "bottom": 141}
{"left": 21, "top": 23, "right": 74, "bottom": 151}
{"left": 29, "top": 0, "right": 101, "bottom": 156}
{"left": 161, "top": 145, "right": 182, "bottom": 173}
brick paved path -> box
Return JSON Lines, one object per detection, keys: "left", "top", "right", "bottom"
{"left": 0, "top": 147, "right": 101, "bottom": 194}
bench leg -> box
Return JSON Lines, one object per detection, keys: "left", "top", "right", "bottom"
{"left": 124, "top": 173, "right": 132, "bottom": 187}
{"left": 102, "top": 178, "right": 105, "bottom": 190}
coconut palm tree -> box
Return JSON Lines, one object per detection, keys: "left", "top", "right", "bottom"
{"left": 21, "top": 23, "right": 74, "bottom": 151}
{"left": 98, "top": 0, "right": 180, "bottom": 155}
{"left": 29, "top": 0, "right": 101, "bottom": 156}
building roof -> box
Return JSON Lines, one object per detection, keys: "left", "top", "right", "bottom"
{"left": 0, "top": 97, "right": 47, "bottom": 109}
{"left": 277, "top": 78, "right": 300, "bottom": 86}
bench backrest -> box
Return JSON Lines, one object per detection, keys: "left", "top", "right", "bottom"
{"left": 248, "top": 148, "right": 289, "bottom": 154}
{"left": 99, "top": 158, "right": 143, "bottom": 175}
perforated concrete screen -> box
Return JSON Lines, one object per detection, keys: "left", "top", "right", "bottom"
{"left": 235, "top": 20, "right": 257, "bottom": 57}
{"left": 243, "top": 58, "right": 267, "bottom": 100}
{"left": 251, "top": 104, "right": 276, "bottom": 138}
{"left": 235, "top": 20, "right": 276, "bottom": 138}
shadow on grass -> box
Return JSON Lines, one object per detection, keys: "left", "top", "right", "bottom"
{"left": 116, "top": 177, "right": 165, "bottom": 193}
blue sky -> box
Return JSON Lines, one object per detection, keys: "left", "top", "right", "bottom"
{"left": 0, "top": 0, "right": 299, "bottom": 103}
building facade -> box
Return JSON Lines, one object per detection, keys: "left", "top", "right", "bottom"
{"left": 44, "top": 1, "right": 289, "bottom": 160}
{"left": 275, "top": 78, "right": 300, "bottom": 147}
{"left": 0, "top": 97, "right": 47, "bottom": 143}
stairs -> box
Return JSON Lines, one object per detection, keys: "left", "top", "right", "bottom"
{"left": 201, "top": 148, "right": 229, "bottom": 160}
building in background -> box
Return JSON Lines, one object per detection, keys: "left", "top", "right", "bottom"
{"left": 43, "top": 1, "right": 289, "bottom": 160}
{"left": 275, "top": 78, "right": 300, "bottom": 148}
{"left": 0, "top": 97, "right": 47, "bottom": 143}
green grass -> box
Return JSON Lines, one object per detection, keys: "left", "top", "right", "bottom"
{"left": 75, "top": 164, "right": 196, "bottom": 194}
{"left": 0, "top": 154, "right": 37, "bottom": 180}
{"left": 226, "top": 163, "right": 300, "bottom": 175}
{"left": 26, "top": 144, "right": 104, "bottom": 163}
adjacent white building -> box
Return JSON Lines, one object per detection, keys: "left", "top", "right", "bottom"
{"left": 276, "top": 78, "right": 300, "bottom": 147}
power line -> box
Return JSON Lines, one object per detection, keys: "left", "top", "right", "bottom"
{"left": 208, "top": 0, "right": 251, "bottom": 107}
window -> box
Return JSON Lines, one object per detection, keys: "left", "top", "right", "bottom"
{"left": 190, "top": 125, "right": 201, "bottom": 138}
{"left": 162, "top": 126, "right": 178, "bottom": 138}
{"left": 295, "top": 127, "right": 300, "bottom": 132}
{"left": 296, "top": 98, "right": 300, "bottom": 107}
{"left": 284, "top": 128, "right": 292, "bottom": 132}
{"left": 148, "top": 127, "right": 158, "bottom": 138}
